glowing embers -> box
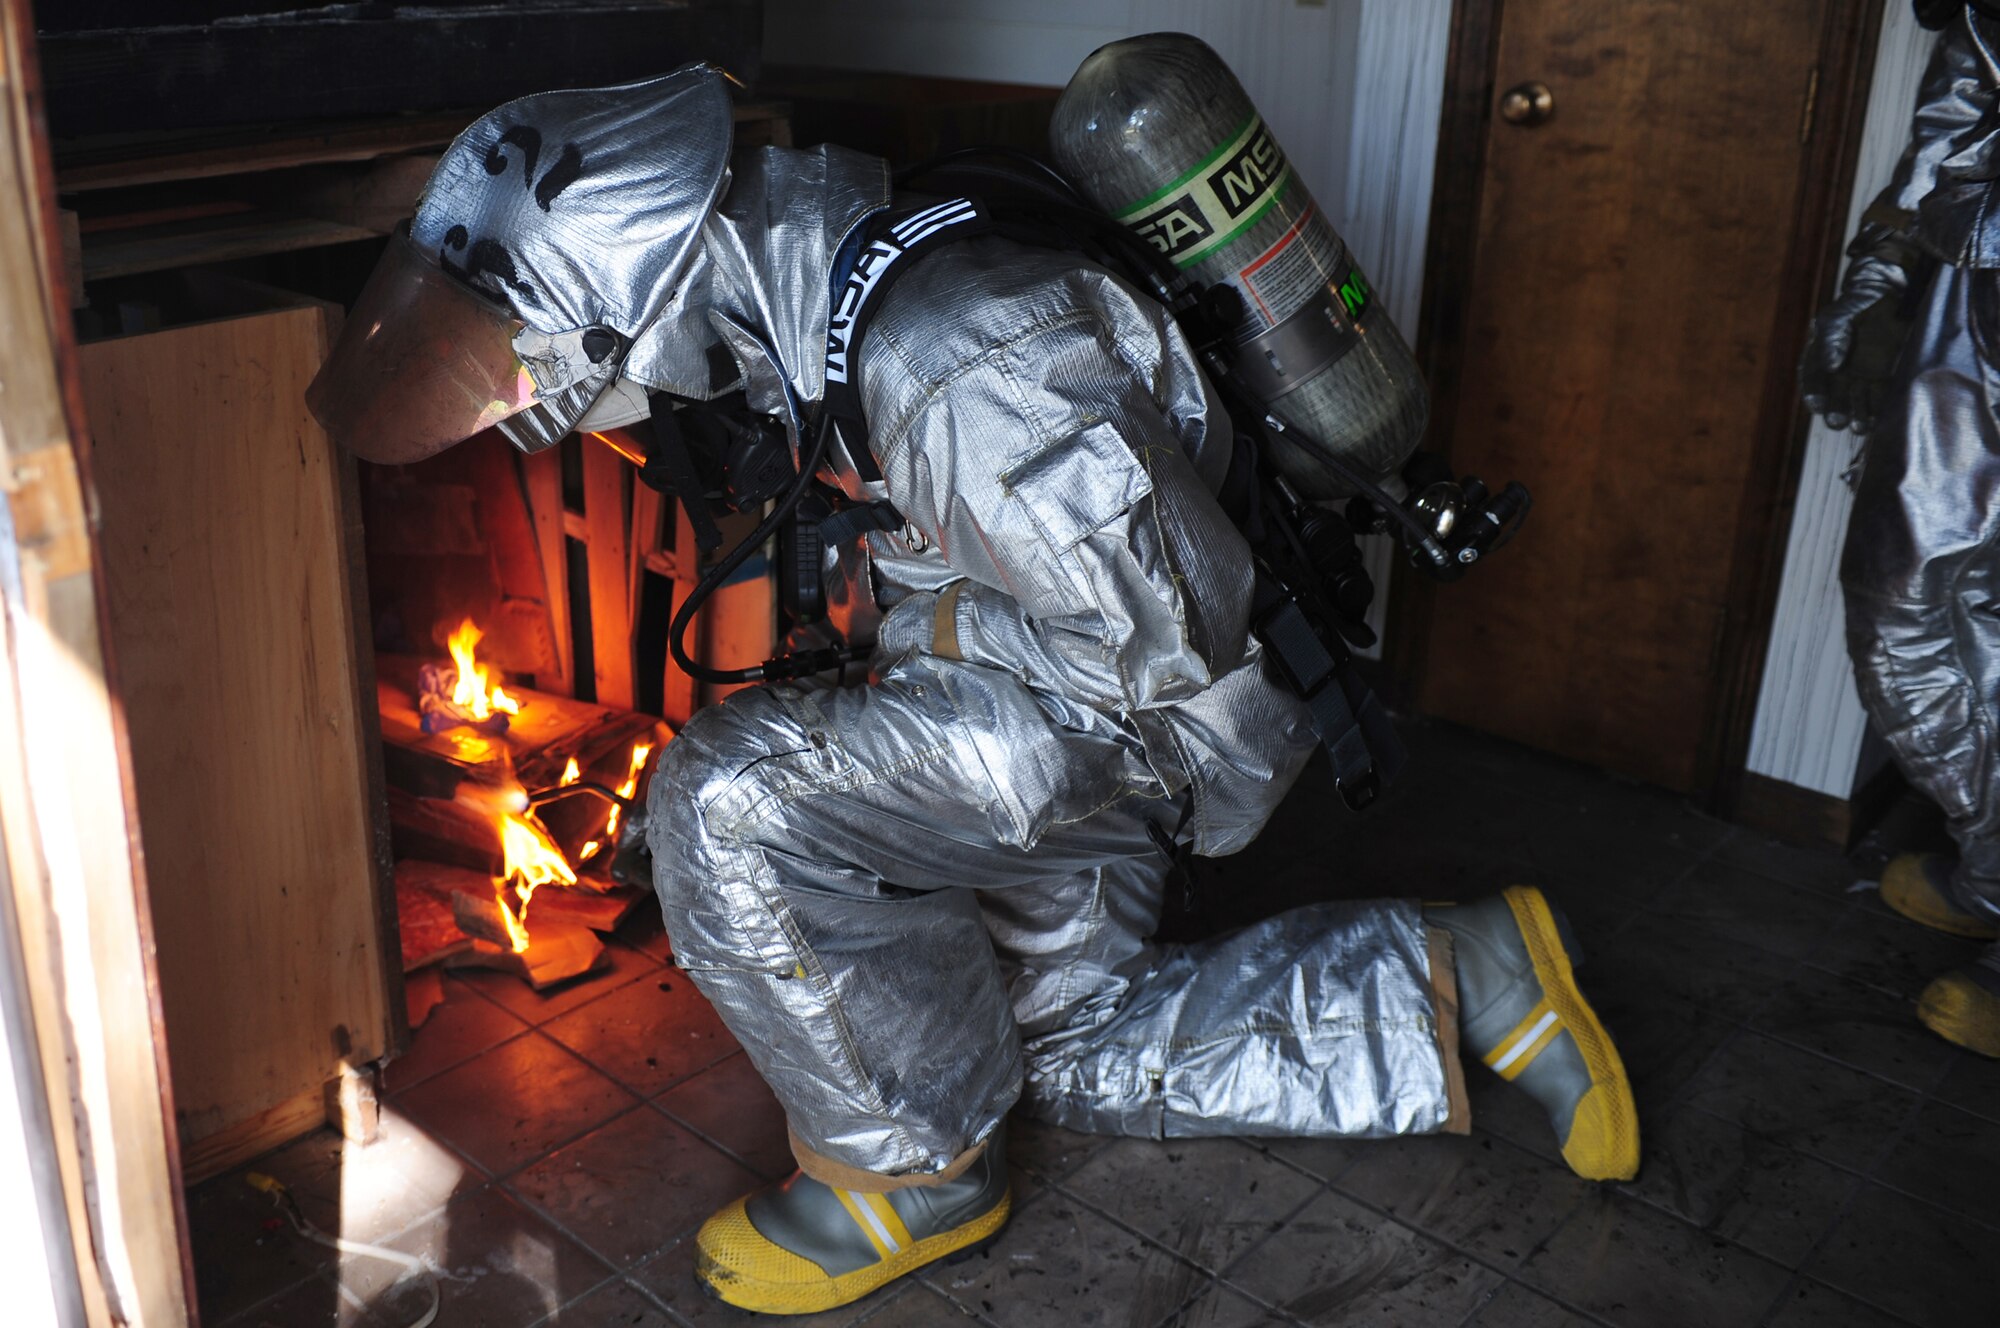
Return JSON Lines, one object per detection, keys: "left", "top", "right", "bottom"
{"left": 579, "top": 741, "right": 653, "bottom": 864}
{"left": 418, "top": 618, "right": 522, "bottom": 734}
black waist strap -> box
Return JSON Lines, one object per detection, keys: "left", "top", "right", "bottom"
{"left": 816, "top": 500, "right": 906, "bottom": 546}
{"left": 1252, "top": 574, "right": 1404, "bottom": 809}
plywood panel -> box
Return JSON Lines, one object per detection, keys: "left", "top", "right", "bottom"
{"left": 79, "top": 305, "right": 393, "bottom": 1166}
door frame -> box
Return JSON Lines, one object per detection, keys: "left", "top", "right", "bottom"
{"left": 0, "top": 3, "right": 194, "bottom": 1323}
{"left": 1393, "top": 0, "right": 1887, "bottom": 810}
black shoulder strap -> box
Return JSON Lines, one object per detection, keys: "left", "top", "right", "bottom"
{"left": 823, "top": 197, "right": 998, "bottom": 480}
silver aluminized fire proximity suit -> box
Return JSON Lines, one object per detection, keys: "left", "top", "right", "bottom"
{"left": 306, "top": 65, "right": 1636, "bottom": 1310}
{"left": 644, "top": 142, "right": 1461, "bottom": 1180}
{"left": 1808, "top": 5, "right": 2000, "bottom": 928}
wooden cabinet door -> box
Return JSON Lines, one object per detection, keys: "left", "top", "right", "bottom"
{"left": 80, "top": 302, "right": 398, "bottom": 1179}
{"left": 1414, "top": 0, "right": 1869, "bottom": 791}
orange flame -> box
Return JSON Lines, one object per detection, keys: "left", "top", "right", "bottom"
{"left": 493, "top": 810, "right": 576, "bottom": 953}
{"left": 605, "top": 742, "right": 653, "bottom": 841}
{"left": 447, "top": 618, "right": 520, "bottom": 721}
{"left": 561, "top": 757, "right": 580, "bottom": 785}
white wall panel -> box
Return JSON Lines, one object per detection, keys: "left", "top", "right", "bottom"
{"left": 1744, "top": 6, "right": 1934, "bottom": 797}
{"left": 764, "top": 0, "right": 1363, "bottom": 235}
{"left": 1340, "top": 2, "right": 1452, "bottom": 652}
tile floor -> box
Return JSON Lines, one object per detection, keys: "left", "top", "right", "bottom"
{"left": 193, "top": 719, "right": 1996, "bottom": 1327}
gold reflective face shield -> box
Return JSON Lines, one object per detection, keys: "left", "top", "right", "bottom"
{"left": 305, "top": 230, "right": 537, "bottom": 464}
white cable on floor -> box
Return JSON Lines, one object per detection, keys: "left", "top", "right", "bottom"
{"left": 247, "top": 1172, "right": 441, "bottom": 1328}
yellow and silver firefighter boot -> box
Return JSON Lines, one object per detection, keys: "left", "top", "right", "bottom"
{"left": 1429, "top": 886, "right": 1640, "bottom": 1181}
{"left": 1880, "top": 854, "right": 2000, "bottom": 940}
{"left": 1917, "top": 943, "right": 2000, "bottom": 1058}
{"left": 694, "top": 1134, "right": 1011, "bottom": 1315}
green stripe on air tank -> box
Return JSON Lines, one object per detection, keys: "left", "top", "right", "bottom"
{"left": 1113, "top": 113, "right": 1259, "bottom": 218}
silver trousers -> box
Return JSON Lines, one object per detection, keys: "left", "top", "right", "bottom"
{"left": 646, "top": 653, "right": 1454, "bottom": 1178}
{"left": 1844, "top": 261, "right": 2000, "bottom": 919}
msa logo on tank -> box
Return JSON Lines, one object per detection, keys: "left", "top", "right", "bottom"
{"left": 1120, "top": 116, "right": 1292, "bottom": 266}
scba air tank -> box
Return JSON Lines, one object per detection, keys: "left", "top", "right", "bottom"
{"left": 1051, "top": 33, "right": 1428, "bottom": 499}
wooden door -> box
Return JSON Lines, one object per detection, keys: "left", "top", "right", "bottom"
{"left": 1411, "top": 0, "right": 1874, "bottom": 791}
{"left": 81, "top": 300, "right": 400, "bottom": 1181}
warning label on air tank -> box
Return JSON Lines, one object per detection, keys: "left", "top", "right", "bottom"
{"left": 1118, "top": 115, "right": 1293, "bottom": 267}
{"left": 1237, "top": 203, "right": 1353, "bottom": 326}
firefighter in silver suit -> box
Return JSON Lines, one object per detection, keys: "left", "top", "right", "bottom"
{"left": 1803, "top": 1, "right": 2000, "bottom": 1057}
{"left": 308, "top": 68, "right": 1638, "bottom": 1315}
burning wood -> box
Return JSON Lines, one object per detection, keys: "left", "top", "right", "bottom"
{"left": 438, "top": 796, "right": 610, "bottom": 988}
{"left": 493, "top": 808, "right": 575, "bottom": 950}
{"left": 397, "top": 859, "right": 645, "bottom": 959}
{"left": 448, "top": 891, "right": 607, "bottom": 990}
{"left": 377, "top": 654, "right": 671, "bottom": 991}
{"left": 419, "top": 618, "right": 522, "bottom": 734}
{"left": 579, "top": 740, "right": 653, "bottom": 865}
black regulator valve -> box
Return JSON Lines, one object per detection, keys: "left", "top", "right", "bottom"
{"left": 716, "top": 414, "right": 797, "bottom": 511}
{"left": 1346, "top": 453, "right": 1532, "bottom": 583}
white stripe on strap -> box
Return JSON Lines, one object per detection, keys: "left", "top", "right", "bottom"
{"left": 891, "top": 199, "right": 970, "bottom": 240}
{"left": 901, "top": 203, "right": 978, "bottom": 247}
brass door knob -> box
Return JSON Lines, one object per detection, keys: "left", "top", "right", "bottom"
{"left": 1499, "top": 81, "right": 1555, "bottom": 127}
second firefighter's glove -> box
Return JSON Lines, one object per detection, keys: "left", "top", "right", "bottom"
{"left": 1799, "top": 252, "right": 1913, "bottom": 434}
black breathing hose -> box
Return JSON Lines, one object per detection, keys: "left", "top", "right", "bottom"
{"left": 667, "top": 414, "right": 843, "bottom": 686}
{"left": 891, "top": 144, "right": 1084, "bottom": 199}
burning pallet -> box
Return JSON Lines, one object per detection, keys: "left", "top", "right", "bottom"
{"left": 378, "top": 636, "right": 669, "bottom": 995}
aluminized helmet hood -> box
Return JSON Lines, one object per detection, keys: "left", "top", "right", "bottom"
{"left": 309, "top": 64, "right": 736, "bottom": 461}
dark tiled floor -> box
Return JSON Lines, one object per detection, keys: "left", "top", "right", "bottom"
{"left": 196, "top": 719, "right": 1996, "bottom": 1327}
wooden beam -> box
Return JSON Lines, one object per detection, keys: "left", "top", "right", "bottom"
{"left": 521, "top": 448, "right": 574, "bottom": 694}
{"left": 39, "top": 3, "right": 765, "bottom": 139}
{"left": 57, "top": 111, "right": 479, "bottom": 191}
{"left": 583, "top": 435, "right": 634, "bottom": 708}
{"left": 662, "top": 500, "right": 703, "bottom": 727}
{"left": 240, "top": 152, "right": 439, "bottom": 236}
{"left": 177, "top": 1089, "right": 326, "bottom": 1186}
{"left": 79, "top": 210, "right": 376, "bottom": 281}
{"left": 629, "top": 477, "right": 665, "bottom": 637}
{"left": 54, "top": 100, "right": 793, "bottom": 193}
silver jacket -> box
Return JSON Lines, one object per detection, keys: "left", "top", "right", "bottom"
{"left": 1840, "top": 7, "right": 2000, "bottom": 916}
{"left": 1877, "top": 8, "right": 2000, "bottom": 267}
{"left": 647, "top": 145, "right": 1454, "bottom": 1176}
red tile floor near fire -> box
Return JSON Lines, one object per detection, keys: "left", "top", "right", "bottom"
{"left": 195, "top": 719, "right": 1998, "bottom": 1327}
